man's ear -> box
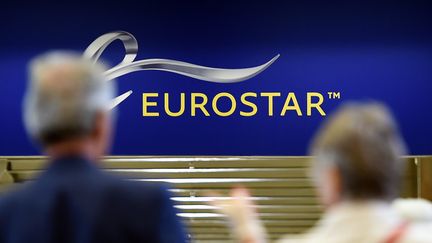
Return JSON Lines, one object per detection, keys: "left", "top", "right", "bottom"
{"left": 91, "top": 112, "right": 103, "bottom": 139}
{"left": 319, "top": 166, "right": 343, "bottom": 208}
{"left": 328, "top": 166, "right": 342, "bottom": 204}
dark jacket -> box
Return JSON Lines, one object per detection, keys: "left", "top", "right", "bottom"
{"left": 0, "top": 156, "right": 187, "bottom": 243}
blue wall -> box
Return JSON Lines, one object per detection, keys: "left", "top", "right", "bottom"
{"left": 0, "top": 1, "right": 431, "bottom": 155}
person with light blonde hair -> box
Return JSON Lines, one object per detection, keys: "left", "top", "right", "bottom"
{"left": 211, "top": 102, "right": 432, "bottom": 243}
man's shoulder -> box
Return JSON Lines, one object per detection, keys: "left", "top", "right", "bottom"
{"left": 0, "top": 184, "right": 33, "bottom": 219}
{"left": 96, "top": 173, "right": 172, "bottom": 204}
{"left": 93, "top": 176, "right": 175, "bottom": 227}
{"left": 0, "top": 170, "right": 171, "bottom": 213}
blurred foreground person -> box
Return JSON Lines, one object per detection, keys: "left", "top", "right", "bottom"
{"left": 211, "top": 103, "right": 432, "bottom": 243}
{"left": 0, "top": 52, "right": 186, "bottom": 243}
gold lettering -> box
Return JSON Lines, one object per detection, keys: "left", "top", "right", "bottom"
{"left": 191, "top": 93, "right": 210, "bottom": 116}
{"left": 142, "top": 93, "right": 159, "bottom": 117}
{"left": 280, "top": 93, "right": 302, "bottom": 116}
{"left": 212, "top": 92, "right": 236, "bottom": 117}
{"left": 307, "top": 92, "right": 326, "bottom": 116}
{"left": 261, "top": 92, "right": 281, "bottom": 116}
{"left": 240, "top": 92, "right": 258, "bottom": 117}
{"left": 164, "top": 93, "right": 185, "bottom": 117}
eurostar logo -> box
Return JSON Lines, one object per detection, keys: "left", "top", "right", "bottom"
{"left": 83, "top": 31, "right": 280, "bottom": 109}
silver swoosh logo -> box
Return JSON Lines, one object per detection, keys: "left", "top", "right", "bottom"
{"left": 83, "top": 31, "right": 280, "bottom": 109}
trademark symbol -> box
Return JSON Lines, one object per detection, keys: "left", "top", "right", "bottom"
{"left": 327, "top": 92, "right": 341, "bottom": 99}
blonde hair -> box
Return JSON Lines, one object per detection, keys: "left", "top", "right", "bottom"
{"left": 310, "top": 102, "right": 407, "bottom": 200}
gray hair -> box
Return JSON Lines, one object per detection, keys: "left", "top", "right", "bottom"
{"left": 310, "top": 102, "right": 407, "bottom": 200}
{"left": 23, "top": 51, "right": 116, "bottom": 145}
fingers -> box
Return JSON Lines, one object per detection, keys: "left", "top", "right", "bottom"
{"left": 231, "top": 185, "right": 251, "bottom": 198}
{"left": 205, "top": 187, "right": 257, "bottom": 223}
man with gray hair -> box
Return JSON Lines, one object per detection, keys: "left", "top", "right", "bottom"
{"left": 211, "top": 103, "right": 432, "bottom": 243}
{"left": 0, "top": 52, "right": 187, "bottom": 243}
